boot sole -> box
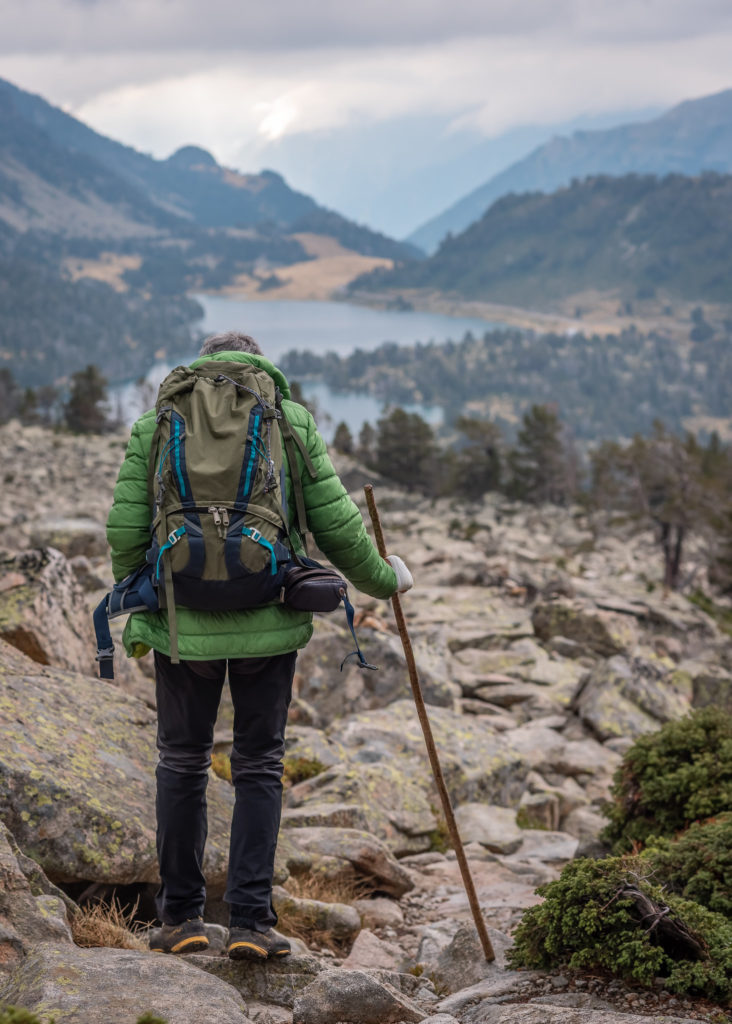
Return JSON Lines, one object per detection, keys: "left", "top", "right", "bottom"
{"left": 150, "top": 937, "right": 209, "bottom": 955}
{"left": 227, "top": 940, "right": 268, "bottom": 961}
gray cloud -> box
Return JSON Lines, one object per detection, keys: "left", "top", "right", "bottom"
{"left": 2, "top": 0, "right": 732, "bottom": 54}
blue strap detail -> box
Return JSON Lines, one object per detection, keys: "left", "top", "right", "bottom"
{"left": 168, "top": 411, "right": 195, "bottom": 508}
{"left": 243, "top": 410, "right": 262, "bottom": 500}
{"left": 340, "top": 591, "right": 378, "bottom": 672}
{"left": 156, "top": 526, "right": 186, "bottom": 580}
{"left": 173, "top": 418, "right": 186, "bottom": 498}
{"left": 235, "top": 406, "right": 263, "bottom": 511}
{"left": 242, "top": 526, "right": 277, "bottom": 575}
{"left": 158, "top": 437, "right": 176, "bottom": 476}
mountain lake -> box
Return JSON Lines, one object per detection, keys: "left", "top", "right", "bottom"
{"left": 118, "top": 295, "right": 499, "bottom": 440}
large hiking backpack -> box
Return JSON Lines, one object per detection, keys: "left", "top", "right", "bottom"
{"left": 148, "top": 360, "right": 316, "bottom": 660}
{"left": 94, "top": 360, "right": 375, "bottom": 678}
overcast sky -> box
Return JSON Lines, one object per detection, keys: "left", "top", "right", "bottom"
{"left": 1, "top": 1, "right": 731, "bottom": 161}
{"left": 2, "top": 1, "right": 731, "bottom": 234}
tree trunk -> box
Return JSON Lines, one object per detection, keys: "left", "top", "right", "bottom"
{"left": 661, "top": 521, "right": 685, "bottom": 591}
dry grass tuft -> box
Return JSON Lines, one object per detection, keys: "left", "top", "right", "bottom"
{"left": 275, "top": 871, "right": 375, "bottom": 953}
{"left": 71, "top": 898, "right": 149, "bottom": 951}
{"left": 285, "top": 870, "right": 373, "bottom": 905}
{"left": 277, "top": 917, "right": 341, "bottom": 954}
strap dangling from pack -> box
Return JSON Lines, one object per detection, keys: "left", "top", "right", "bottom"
{"left": 93, "top": 596, "right": 115, "bottom": 680}
{"left": 339, "top": 590, "right": 378, "bottom": 672}
{"left": 157, "top": 516, "right": 182, "bottom": 665}
{"left": 164, "top": 555, "right": 179, "bottom": 665}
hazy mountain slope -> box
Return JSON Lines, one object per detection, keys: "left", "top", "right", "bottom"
{"left": 355, "top": 173, "right": 732, "bottom": 305}
{"left": 249, "top": 108, "right": 660, "bottom": 238}
{"left": 0, "top": 77, "right": 317, "bottom": 228}
{"left": 0, "top": 77, "right": 414, "bottom": 259}
{"left": 409, "top": 89, "right": 732, "bottom": 253}
{"left": 0, "top": 88, "right": 177, "bottom": 238}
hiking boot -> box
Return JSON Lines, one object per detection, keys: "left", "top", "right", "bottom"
{"left": 226, "top": 927, "right": 291, "bottom": 961}
{"left": 149, "top": 917, "right": 209, "bottom": 954}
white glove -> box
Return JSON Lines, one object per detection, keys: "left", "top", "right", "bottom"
{"left": 386, "top": 554, "right": 414, "bottom": 593}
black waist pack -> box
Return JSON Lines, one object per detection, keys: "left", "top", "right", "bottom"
{"left": 282, "top": 557, "right": 376, "bottom": 670}
{"left": 282, "top": 557, "right": 347, "bottom": 612}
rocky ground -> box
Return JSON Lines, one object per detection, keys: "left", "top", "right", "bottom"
{"left": 0, "top": 420, "right": 730, "bottom": 1024}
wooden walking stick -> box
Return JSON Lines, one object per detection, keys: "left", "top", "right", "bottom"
{"left": 364, "top": 484, "right": 496, "bottom": 962}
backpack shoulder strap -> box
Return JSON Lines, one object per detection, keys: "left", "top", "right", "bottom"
{"left": 276, "top": 391, "right": 318, "bottom": 541}
{"left": 146, "top": 413, "right": 166, "bottom": 512}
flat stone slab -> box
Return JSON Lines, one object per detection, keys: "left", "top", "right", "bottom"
{"left": 293, "top": 968, "right": 427, "bottom": 1024}
{"left": 504, "top": 829, "right": 579, "bottom": 865}
{"left": 0, "top": 944, "right": 252, "bottom": 1024}
{"left": 190, "top": 952, "right": 324, "bottom": 1009}
{"left": 453, "top": 804, "right": 523, "bottom": 855}
{"left": 282, "top": 827, "right": 414, "bottom": 897}
{"left": 281, "top": 802, "right": 370, "bottom": 831}
{"left": 460, "top": 1005, "right": 701, "bottom": 1024}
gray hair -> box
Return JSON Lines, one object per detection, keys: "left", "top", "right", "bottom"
{"left": 199, "top": 331, "right": 263, "bottom": 357}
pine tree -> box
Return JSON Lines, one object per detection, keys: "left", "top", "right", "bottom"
{"left": 449, "top": 416, "right": 502, "bottom": 499}
{"left": 375, "top": 407, "right": 437, "bottom": 493}
{"left": 507, "top": 404, "right": 572, "bottom": 504}
{"left": 0, "top": 369, "right": 20, "bottom": 424}
{"left": 64, "top": 364, "right": 110, "bottom": 434}
{"left": 332, "top": 421, "right": 354, "bottom": 455}
{"left": 18, "top": 387, "right": 38, "bottom": 425}
{"left": 590, "top": 423, "right": 718, "bottom": 590}
{"left": 357, "top": 421, "right": 376, "bottom": 466}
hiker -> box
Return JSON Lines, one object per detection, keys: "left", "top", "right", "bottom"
{"left": 105, "top": 331, "right": 413, "bottom": 960}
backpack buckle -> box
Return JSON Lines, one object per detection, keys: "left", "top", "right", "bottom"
{"left": 248, "top": 528, "right": 263, "bottom": 543}
{"left": 168, "top": 529, "right": 182, "bottom": 546}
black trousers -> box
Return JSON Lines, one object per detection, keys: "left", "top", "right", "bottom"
{"left": 154, "top": 649, "right": 296, "bottom": 929}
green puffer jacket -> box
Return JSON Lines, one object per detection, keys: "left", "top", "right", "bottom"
{"left": 106, "top": 351, "right": 397, "bottom": 660}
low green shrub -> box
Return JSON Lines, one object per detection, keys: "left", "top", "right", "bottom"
{"left": 282, "top": 755, "right": 327, "bottom": 786}
{"left": 508, "top": 856, "right": 732, "bottom": 1002}
{"left": 602, "top": 706, "right": 732, "bottom": 851}
{"left": 0, "top": 1009, "right": 52, "bottom": 1024}
{"left": 641, "top": 813, "right": 732, "bottom": 919}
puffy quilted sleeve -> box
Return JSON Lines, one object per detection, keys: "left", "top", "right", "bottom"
{"left": 286, "top": 404, "right": 397, "bottom": 599}
{"left": 106, "top": 413, "right": 155, "bottom": 582}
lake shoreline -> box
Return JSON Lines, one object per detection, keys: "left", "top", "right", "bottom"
{"left": 207, "top": 278, "right": 706, "bottom": 343}
{"left": 116, "top": 295, "right": 486, "bottom": 436}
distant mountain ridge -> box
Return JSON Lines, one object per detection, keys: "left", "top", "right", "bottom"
{"left": 357, "top": 172, "right": 732, "bottom": 306}
{"left": 409, "top": 88, "right": 732, "bottom": 253}
{"left": 0, "top": 76, "right": 415, "bottom": 259}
